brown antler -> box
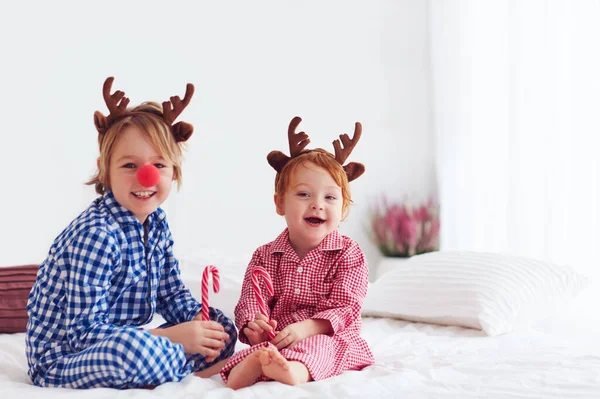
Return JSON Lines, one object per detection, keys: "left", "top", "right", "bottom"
{"left": 288, "top": 116, "right": 310, "bottom": 156}
{"left": 267, "top": 117, "right": 365, "bottom": 181}
{"left": 267, "top": 116, "right": 311, "bottom": 172}
{"left": 94, "top": 77, "right": 130, "bottom": 134}
{"left": 162, "top": 84, "right": 195, "bottom": 125}
{"left": 102, "top": 77, "right": 130, "bottom": 126}
{"left": 332, "top": 122, "right": 362, "bottom": 165}
{"left": 94, "top": 76, "right": 196, "bottom": 140}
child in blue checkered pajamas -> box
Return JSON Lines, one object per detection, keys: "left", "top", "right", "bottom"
{"left": 25, "top": 77, "right": 237, "bottom": 389}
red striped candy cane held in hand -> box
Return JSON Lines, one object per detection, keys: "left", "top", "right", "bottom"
{"left": 251, "top": 266, "right": 276, "bottom": 339}
{"left": 201, "top": 265, "right": 220, "bottom": 321}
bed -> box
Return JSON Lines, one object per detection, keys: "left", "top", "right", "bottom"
{"left": 2, "top": 251, "right": 599, "bottom": 398}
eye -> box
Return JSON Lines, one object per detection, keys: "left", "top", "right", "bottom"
{"left": 122, "top": 163, "right": 136, "bottom": 169}
{"left": 326, "top": 195, "right": 337, "bottom": 201}
{"left": 296, "top": 192, "right": 309, "bottom": 198}
{"left": 154, "top": 163, "right": 166, "bottom": 169}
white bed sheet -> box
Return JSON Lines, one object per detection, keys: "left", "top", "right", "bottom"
{"left": 2, "top": 317, "right": 599, "bottom": 399}
{"left": 2, "top": 258, "right": 599, "bottom": 398}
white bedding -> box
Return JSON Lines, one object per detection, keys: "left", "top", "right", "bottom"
{"left": 2, "top": 317, "right": 600, "bottom": 398}
{"left": 2, "top": 259, "right": 599, "bottom": 398}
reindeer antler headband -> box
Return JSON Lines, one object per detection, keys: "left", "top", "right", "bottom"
{"left": 267, "top": 116, "right": 365, "bottom": 182}
{"left": 93, "top": 76, "right": 195, "bottom": 142}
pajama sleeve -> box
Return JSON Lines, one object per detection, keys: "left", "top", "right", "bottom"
{"left": 156, "top": 230, "right": 202, "bottom": 324}
{"left": 311, "top": 242, "right": 369, "bottom": 334}
{"left": 233, "top": 250, "right": 269, "bottom": 344}
{"left": 64, "top": 227, "right": 143, "bottom": 351}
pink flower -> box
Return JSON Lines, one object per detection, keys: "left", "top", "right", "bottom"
{"left": 369, "top": 197, "right": 440, "bottom": 257}
{"left": 399, "top": 218, "right": 419, "bottom": 247}
{"left": 413, "top": 205, "right": 430, "bottom": 222}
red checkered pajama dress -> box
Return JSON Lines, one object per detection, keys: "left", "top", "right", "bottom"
{"left": 220, "top": 229, "right": 374, "bottom": 383}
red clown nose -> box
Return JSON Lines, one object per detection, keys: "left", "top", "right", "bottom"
{"left": 137, "top": 164, "right": 160, "bottom": 188}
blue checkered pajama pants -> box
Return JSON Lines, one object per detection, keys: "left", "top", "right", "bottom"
{"left": 34, "top": 307, "right": 237, "bottom": 389}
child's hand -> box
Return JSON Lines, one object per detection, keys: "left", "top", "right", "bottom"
{"left": 271, "top": 322, "right": 309, "bottom": 350}
{"left": 243, "top": 312, "right": 277, "bottom": 346}
{"left": 152, "top": 320, "right": 229, "bottom": 360}
{"left": 271, "top": 319, "right": 332, "bottom": 350}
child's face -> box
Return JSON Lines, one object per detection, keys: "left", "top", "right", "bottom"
{"left": 276, "top": 161, "right": 343, "bottom": 253}
{"left": 108, "top": 125, "right": 174, "bottom": 224}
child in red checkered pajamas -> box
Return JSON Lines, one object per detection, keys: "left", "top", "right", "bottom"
{"left": 221, "top": 117, "right": 374, "bottom": 388}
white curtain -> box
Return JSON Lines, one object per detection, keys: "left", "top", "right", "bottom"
{"left": 430, "top": 0, "right": 600, "bottom": 279}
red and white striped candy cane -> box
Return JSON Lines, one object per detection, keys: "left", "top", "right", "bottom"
{"left": 251, "top": 266, "right": 276, "bottom": 339}
{"left": 201, "top": 265, "right": 220, "bottom": 321}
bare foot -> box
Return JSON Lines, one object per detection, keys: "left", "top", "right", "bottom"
{"left": 225, "top": 350, "right": 263, "bottom": 390}
{"left": 259, "top": 347, "right": 310, "bottom": 386}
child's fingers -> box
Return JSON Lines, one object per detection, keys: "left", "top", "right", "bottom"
{"left": 244, "top": 327, "right": 265, "bottom": 345}
{"left": 244, "top": 327, "right": 260, "bottom": 339}
{"left": 273, "top": 331, "right": 291, "bottom": 349}
{"left": 246, "top": 321, "right": 263, "bottom": 333}
{"left": 197, "top": 346, "right": 221, "bottom": 358}
{"left": 207, "top": 330, "right": 230, "bottom": 341}
{"left": 270, "top": 331, "right": 284, "bottom": 346}
{"left": 254, "top": 312, "right": 268, "bottom": 322}
{"left": 199, "top": 327, "right": 229, "bottom": 341}
{"left": 254, "top": 319, "right": 274, "bottom": 332}
{"left": 197, "top": 320, "right": 225, "bottom": 332}
{"left": 202, "top": 337, "right": 226, "bottom": 349}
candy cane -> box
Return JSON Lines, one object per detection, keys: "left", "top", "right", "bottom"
{"left": 201, "top": 265, "right": 220, "bottom": 321}
{"left": 252, "top": 266, "right": 276, "bottom": 339}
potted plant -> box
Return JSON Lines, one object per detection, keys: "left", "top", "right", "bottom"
{"left": 368, "top": 196, "right": 440, "bottom": 278}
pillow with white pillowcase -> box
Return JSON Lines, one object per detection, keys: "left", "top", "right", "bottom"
{"left": 362, "top": 251, "right": 589, "bottom": 336}
{"left": 179, "top": 254, "right": 249, "bottom": 321}
{"left": 145, "top": 252, "right": 248, "bottom": 329}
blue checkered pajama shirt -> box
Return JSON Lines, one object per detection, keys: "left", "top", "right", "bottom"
{"left": 25, "top": 191, "right": 236, "bottom": 388}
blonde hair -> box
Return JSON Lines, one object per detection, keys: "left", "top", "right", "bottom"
{"left": 86, "top": 102, "right": 185, "bottom": 195}
{"left": 275, "top": 149, "right": 353, "bottom": 219}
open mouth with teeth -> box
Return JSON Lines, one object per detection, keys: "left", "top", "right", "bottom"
{"left": 132, "top": 191, "right": 156, "bottom": 200}
{"left": 305, "top": 217, "right": 326, "bottom": 226}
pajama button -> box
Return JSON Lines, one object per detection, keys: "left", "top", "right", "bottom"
{"left": 294, "top": 288, "right": 300, "bottom": 295}
{"left": 297, "top": 267, "right": 303, "bottom": 273}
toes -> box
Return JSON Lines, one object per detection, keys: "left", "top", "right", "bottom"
{"left": 268, "top": 349, "right": 289, "bottom": 370}
{"left": 251, "top": 349, "right": 263, "bottom": 358}
{"left": 259, "top": 349, "right": 272, "bottom": 366}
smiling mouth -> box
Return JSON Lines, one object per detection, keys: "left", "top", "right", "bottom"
{"left": 132, "top": 191, "right": 156, "bottom": 199}
{"left": 305, "top": 217, "right": 325, "bottom": 226}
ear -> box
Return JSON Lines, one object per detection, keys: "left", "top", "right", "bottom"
{"left": 267, "top": 151, "right": 290, "bottom": 173}
{"left": 172, "top": 122, "right": 194, "bottom": 142}
{"left": 94, "top": 111, "right": 109, "bottom": 134}
{"left": 344, "top": 162, "right": 366, "bottom": 182}
{"left": 96, "top": 157, "right": 101, "bottom": 170}
{"left": 274, "top": 193, "right": 285, "bottom": 216}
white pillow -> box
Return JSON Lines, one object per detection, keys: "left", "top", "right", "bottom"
{"left": 362, "top": 251, "right": 589, "bottom": 336}
{"left": 533, "top": 278, "right": 600, "bottom": 337}
{"left": 179, "top": 255, "right": 248, "bottom": 320}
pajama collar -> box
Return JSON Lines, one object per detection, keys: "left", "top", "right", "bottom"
{"left": 102, "top": 189, "right": 166, "bottom": 227}
{"left": 270, "top": 228, "right": 344, "bottom": 255}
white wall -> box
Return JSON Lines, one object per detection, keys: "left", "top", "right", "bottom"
{"left": 0, "top": 1, "right": 434, "bottom": 277}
